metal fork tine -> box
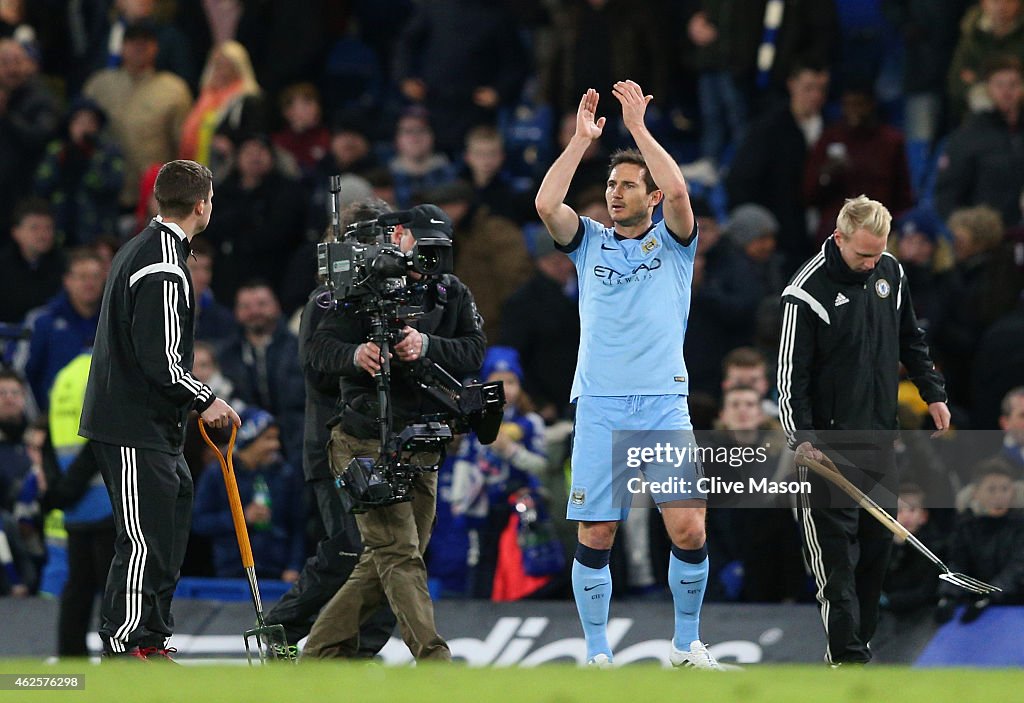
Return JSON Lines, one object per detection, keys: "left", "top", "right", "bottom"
{"left": 940, "top": 572, "right": 1001, "bottom": 594}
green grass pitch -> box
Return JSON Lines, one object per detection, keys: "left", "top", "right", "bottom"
{"left": 1, "top": 661, "right": 1022, "bottom": 703}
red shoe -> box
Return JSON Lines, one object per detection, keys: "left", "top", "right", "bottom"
{"left": 141, "top": 647, "right": 179, "bottom": 663}
{"left": 100, "top": 646, "right": 152, "bottom": 662}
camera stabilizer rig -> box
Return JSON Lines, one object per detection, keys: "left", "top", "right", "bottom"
{"left": 316, "top": 176, "right": 505, "bottom": 512}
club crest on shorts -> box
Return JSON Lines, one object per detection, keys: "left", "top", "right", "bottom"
{"left": 875, "top": 278, "right": 891, "bottom": 298}
{"left": 570, "top": 486, "right": 587, "bottom": 506}
{"left": 641, "top": 235, "right": 658, "bottom": 255}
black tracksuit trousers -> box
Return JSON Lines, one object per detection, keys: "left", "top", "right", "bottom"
{"left": 94, "top": 442, "right": 192, "bottom": 654}
{"left": 795, "top": 445, "right": 897, "bottom": 664}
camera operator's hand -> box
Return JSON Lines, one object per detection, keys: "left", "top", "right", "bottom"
{"left": 394, "top": 326, "right": 425, "bottom": 362}
{"left": 355, "top": 342, "right": 390, "bottom": 375}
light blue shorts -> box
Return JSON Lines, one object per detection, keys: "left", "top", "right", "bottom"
{"left": 567, "top": 394, "right": 706, "bottom": 522}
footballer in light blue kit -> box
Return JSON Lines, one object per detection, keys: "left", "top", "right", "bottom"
{"left": 535, "top": 80, "right": 723, "bottom": 669}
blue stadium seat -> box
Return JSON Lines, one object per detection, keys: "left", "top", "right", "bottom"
{"left": 175, "top": 576, "right": 292, "bottom": 603}
{"left": 499, "top": 103, "right": 555, "bottom": 191}
{"left": 906, "top": 138, "right": 931, "bottom": 200}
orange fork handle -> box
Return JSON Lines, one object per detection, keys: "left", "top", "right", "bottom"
{"left": 197, "top": 420, "right": 254, "bottom": 569}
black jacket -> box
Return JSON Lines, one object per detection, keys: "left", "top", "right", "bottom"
{"left": 218, "top": 322, "right": 305, "bottom": 465}
{"left": 499, "top": 272, "right": 579, "bottom": 418}
{"left": 935, "top": 110, "right": 1024, "bottom": 226}
{"left": 80, "top": 220, "right": 215, "bottom": 452}
{"left": 883, "top": 522, "right": 945, "bottom": 613}
{"left": 299, "top": 284, "right": 339, "bottom": 481}
{"left": 726, "top": 107, "right": 813, "bottom": 267}
{"left": 308, "top": 275, "right": 486, "bottom": 438}
{"left": 778, "top": 238, "right": 946, "bottom": 449}
{"left": 940, "top": 510, "right": 1024, "bottom": 600}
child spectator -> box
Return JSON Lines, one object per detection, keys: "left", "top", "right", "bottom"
{"left": 936, "top": 458, "right": 1024, "bottom": 624}
{"left": 388, "top": 107, "right": 455, "bottom": 208}
{"left": 272, "top": 82, "right": 330, "bottom": 179}
{"left": 881, "top": 484, "right": 942, "bottom": 614}
{"left": 458, "top": 125, "right": 532, "bottom": 225}
{"left": 722, "top": 346, "right": 778, "bottom": 418}
{"left": 450, "top": 347, "right": 548, "bottom": 599}
{"left": 33, "top": 98, "right": 123, "bottom": 247}
{"left": 192, "top": 408, "right": 305, "bottom": 582}
{"left": 714, "top": 385, "right": 803, "bottom": 602}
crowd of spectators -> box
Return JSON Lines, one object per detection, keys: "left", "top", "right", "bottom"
{"left": 0, "top": 1, "right": 1023, "bottom": 641}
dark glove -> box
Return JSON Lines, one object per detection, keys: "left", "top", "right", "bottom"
{"left": 934, "top": 598, "right": 956, "bottom": 624}
{"left": 959, "top": 597, "right": 991, "bottom": 624}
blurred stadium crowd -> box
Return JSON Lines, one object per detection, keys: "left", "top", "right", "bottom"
{"left": 0, "top": 0, "right": 1023, "bottom": 656}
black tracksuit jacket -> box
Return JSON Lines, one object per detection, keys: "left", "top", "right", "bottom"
{"left": 778, "top": 237, "right": 946, "bottom": 449}
{"left": 80, "top": 219, "right": 215, "bottom": 453}
{"left": 307, "top": 274, "right": 486, "bottom": 438}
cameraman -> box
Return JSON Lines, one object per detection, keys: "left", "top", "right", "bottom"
{"left": 303, "top": 204, "right": 485, "bottom": 661}
{"left": 264, "top": 200, "right": 399, "bottom": 655}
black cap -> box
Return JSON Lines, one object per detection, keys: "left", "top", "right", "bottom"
{"left": 123, "top": 20, "right": 159, "bottom": 42}
{"left": 401, "top": 204, "right": 453, "bottom": 240}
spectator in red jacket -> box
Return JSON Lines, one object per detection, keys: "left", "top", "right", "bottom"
{"left": 804, "top": 84, "right": 914, "bottom": 245}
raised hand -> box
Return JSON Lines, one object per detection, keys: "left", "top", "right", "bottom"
{"left": 575, "top": 88, "right": 606, "bottom": 141}
{"left": 612, "top": 80, "right": 653, "bottom": 134}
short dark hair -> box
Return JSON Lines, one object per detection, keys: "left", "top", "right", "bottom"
{"left": 279, "top": 81, "right": 320, "bottom": 111}
{"left": 363, "top": 167, "right": 394, "bottom": 189}
{"left": 972, "top": 457, "right": 1016, "bottom": 484}
{"left": 341, "top": 198, "right": 392, "bottom": 229}
{"left": 722, "top": 347, "right": 767, "bottom": 374}
{"left": 235, "top": 278, "right": 276, "bottom": 300}
{"left": 787, "top": 60, "right": 829, "bottom": 81}
{"left": 465, "top": 124, "right": 502, "bottom": 147}
{"left": 983, "top": 54, "right": 1023, "bottom": 82}
{"left": 189, "top": 236, "right": 215, "bottom": 259}
{"left": 1001, "top": 387, "right": 1024, "bottom": 417}
{"left": 64, "top": 246, "right": 105, "bottom": 274}
{"left": 0, "top": 369, "right": 26, "bottom": 386}
{"left": 608, "top": 148, "right": 657, "bottom": 193}
{"left": 154, "top": 160, "right": 213, "bottom": 219}
{"left": 12, "top": 197, "right": 52, "bottom": 227}
{"left": 899, "top": 482, "right": 926, "bottom": 503}
{"left": 722, "top": 384, "right": 760, "bottom": 400}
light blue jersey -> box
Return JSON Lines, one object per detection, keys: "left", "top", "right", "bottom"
{"left": 559, "top": 216, "right": 697, "bottom": 400}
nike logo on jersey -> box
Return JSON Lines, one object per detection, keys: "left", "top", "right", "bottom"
{"left": 601, "top": 242, "right": 617, "bottom": 251}
{"left": 583, "top": 583, "right": 608, "bottom": 591}
{"left": 834, "top": 292, "right": 849, "bottom": 307}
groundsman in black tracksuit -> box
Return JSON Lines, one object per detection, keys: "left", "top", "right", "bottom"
{"left": 777, "top": 196, "right": 948, "bottom": 665}
{"left": 80, "top": 161, "right": 238, "bottom": 657}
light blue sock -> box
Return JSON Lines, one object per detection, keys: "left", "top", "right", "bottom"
{"left": 572, "top": 557, "right": 612, "bottom": 660}
{"left": 668, "top": 545, "right": 709, "bottom": 649}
